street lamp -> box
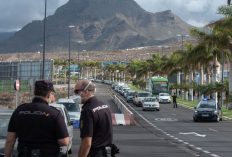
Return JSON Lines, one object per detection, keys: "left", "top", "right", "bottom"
{"left": 158, "top": 45, "right": 168, "bottom": 56}
{"left": 68, "top": 25, "right": 75, "bottom": 98}
{"left": 78, "top": 41, "right": 82, "bottom": 81}
{"left": 176, "top": 34, "right": 189, "bottom": 99}
{"left": 40, "top": 45, "right": 43, "bottom": 61}
{"left": 42, "top": 0, "right": 47, "bottom": 79}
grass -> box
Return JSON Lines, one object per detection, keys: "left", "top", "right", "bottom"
{"left": 126, "top": 84, "right": 144, "bottom": 92}
{"left": 171, "top": 97, "right": 232, "bottom": 119}
{"left": 0, "top": 80, "right": 31, "bottom": 93}
{"left": 126, "top": 84, "right": 232, "bottom": 119}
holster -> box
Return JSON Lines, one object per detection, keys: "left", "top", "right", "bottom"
{"left": 19, "top": 147, "right": 40, "bottom": 157}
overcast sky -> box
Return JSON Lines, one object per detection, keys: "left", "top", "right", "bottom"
{"left": 0, "top": 0, "right": 226, "bottom": 32}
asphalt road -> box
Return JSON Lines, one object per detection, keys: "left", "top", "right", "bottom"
{"left": 69, "top": 83, "right": 232, "bottom": 157}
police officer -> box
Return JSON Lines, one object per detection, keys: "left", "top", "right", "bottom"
{"left": 73, "top": 80, "right": 113, "bottom": 157}
{"left": 4, "top": 79, "right": 70, "bottom": 157}
{"left": 172, "top": 93, "right": 177, "bottom": 108}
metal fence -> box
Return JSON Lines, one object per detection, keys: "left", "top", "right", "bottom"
{"left": 0, "top": 61, "right": 53, "bottom": 93}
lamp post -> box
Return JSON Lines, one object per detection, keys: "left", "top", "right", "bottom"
{"left": 42, "top": 0, "right": 47, "bottom": 79}
{"left": 40, "top": 45, "right": 43, "bottom": 61}
{"left": 68, "top": 25, "right": 75, "bottom": 98}
{"left": 176, "top": 34, "right": 189, "bottom": 99}
{"left": 78, "top": 41, "right": 82, "bottom": 81}
{"left": 158, "top": 45, "right": 168, "bottom": 56}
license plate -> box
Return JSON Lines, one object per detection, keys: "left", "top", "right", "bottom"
{"left": 202, "top": 114, "right": 209, "bottom": 117}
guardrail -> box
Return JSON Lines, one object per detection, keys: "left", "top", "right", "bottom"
{"left": 113, "top": 95, "right": 136, "bottom": 126}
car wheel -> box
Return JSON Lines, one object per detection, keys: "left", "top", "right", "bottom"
{"left": 143, "top": 108, "right": 145, "bottom": 111}
{"left": 220, "top": 117, "right": 222, "bottom": 121}
{"left": 193, "top": 118, "right": 198, "bottom": 122}
{"left": 68, "top": 148, "right": 72, "bottom": 154}
{"left": 157, "top": 109, "right": 160, "bottom": 111}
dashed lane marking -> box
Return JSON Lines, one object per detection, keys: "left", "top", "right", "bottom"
{"left": 208, "top": 128, "right": 218, "bottom": 132}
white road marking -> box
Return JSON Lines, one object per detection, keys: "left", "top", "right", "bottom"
{"left": 203, "top": 151, "right": 210, "bottom": 153}
{"left": 196, "top": 147, "right": 202, "bottom": 150}
{"left": 179, "top": 132, "right": 206, "bottom": 137}
{"left": 208, "top": 128, "right": 218, "bottom": 132}
{"left": 183, "top": 142, "right": 189, "bottom": 145}
{"left": 178, "top": 140, "right": 183, "bottom": 142}
{"left": 109, "top": 88, "right": 217, "bottom": 157}
{"left": 172, "top": 113, "right": 176, "bottom": 116}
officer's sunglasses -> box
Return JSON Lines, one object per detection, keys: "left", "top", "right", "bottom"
{"left": 74, "top": 89, "right": 93, "bottom": 94}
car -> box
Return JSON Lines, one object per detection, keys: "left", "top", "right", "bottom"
{"left": 134, "top": 92, "right": 151, "bottom": 107}
{"left": 193, "top": 99, "right": 223, "bottom": 122}
{"left": 88, "top": 77, "right": 94, "bottom": 81}
{"left": 124, "top": 90, "right": 132, "bottom": 98}
{"left": 95, "top": 79, "right": 100, "bottom": 83}
{"left": 0, "top": 110, "right": 18, "bottom": 157}
{"left": 57, "top": 98, "right": 81, "bottom": 122}
{"left": 49, "top": 104, "right": 74, "bottom": 156}
{"left": 158, "top": 93, "right": 171, "bottom": 103}
{"left": 142, "top": 97, "right": 160, "bottom": 111}
{"left": 126, "top": 91, "right": 135, "bottom": 102}
{"left": 101, "top": 80, "right": 105, "bottom": 83}
{"left": 111, "top": 83, "right": 116, "bottom": 88}
{"left": 118, "top": 85, "right": 129, "bottom": 94}
{"left": 121, "top": 88, "right": 130, "bottom": 96}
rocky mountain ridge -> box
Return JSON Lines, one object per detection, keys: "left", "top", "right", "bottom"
{"left": 0, "top": 0, "right": 193, "bottom": 53}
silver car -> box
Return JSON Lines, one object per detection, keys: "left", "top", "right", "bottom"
{"left": 57, "top": 98, "right": 81, "bottom": 122}
{"left": 0, "top": 110, "right": 18, "bottom": 157}
{"left": 49, "top": 104, "right": 74, "bottom": 156}
{"left": 142, "top": 97, "right": 160, "bottom": 111}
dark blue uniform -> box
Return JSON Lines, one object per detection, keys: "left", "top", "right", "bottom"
{"left": 80, "top": 96, "right": 113, "bottom": 157}
{"left": 8, "top": 98, "right": 69, "bottom": 156}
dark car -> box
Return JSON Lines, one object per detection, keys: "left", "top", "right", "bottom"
{"left": 0, "top": 110, "right": 18, "bottom": 157}
{"left": 193, "top": 99, "right": 222, "bottom": 122}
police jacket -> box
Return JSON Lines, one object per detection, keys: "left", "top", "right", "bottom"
{"left": 8, "top": 97, "right": 69, "bottom": 155}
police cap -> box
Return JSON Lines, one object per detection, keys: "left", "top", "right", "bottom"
{"left": 34, "top": 79, "right": 55, "bottom": 93}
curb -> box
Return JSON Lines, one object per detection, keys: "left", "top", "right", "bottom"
{"left": 179, "top": 103, "right": 232, "bottom": 121}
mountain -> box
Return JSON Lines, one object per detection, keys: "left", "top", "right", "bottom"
{"left": 0, "top": 31, "right": 17, "bottom": 42}
{"left": 0, "top": 0, "right": 193, "bottom": 53}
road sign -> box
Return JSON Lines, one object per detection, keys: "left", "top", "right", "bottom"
{"left": 14, "top": 80, "right": 20, "bottom": 91}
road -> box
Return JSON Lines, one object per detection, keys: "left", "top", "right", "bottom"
{"left": 69, "top": 83, "right": 232, "bottom": 157}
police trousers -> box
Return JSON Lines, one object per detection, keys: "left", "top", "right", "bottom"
{"left": 87, "top": 147, "right": 107, "bottom": 157}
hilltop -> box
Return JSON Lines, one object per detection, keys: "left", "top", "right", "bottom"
{"left": 0, "top": 0, "right": 192, "bottom": 53}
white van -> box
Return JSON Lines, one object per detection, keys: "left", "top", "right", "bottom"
{"left": 134, "top": 92, "right": 151, "bottom": 107}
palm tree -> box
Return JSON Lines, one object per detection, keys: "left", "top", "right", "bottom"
{"left": 94, "top": 62, "right": 101, "bottom": 80}
{"left": 54, "top": 58, "right": 61, "bottom": 85}
{"left": 62, "top": 60, "right": 69, "bottom": 84}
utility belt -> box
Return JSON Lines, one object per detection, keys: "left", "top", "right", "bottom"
{"left": 18, "top": 147, "right": 58, "bottom": 157}
{"left": 88, "top": 146, "right": 111, "bottom": 157}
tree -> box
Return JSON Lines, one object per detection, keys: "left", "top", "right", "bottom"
{"left": 62, "top": 60, "right": 69, "bottom": 84}
{"left": 54, "top": 58, "right": 61, "bottom": 85}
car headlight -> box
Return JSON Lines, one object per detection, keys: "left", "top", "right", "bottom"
{"left": 214, "top": 111, "right": 218, "bottom": 114}
{"left": 194, "top": 111, "right": 198, "bottom": 114}
{"left": 76, "top": 114, "right": 80, "bottom": 118}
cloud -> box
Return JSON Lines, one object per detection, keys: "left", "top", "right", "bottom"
{"left": 135, "top": 0, "right": 225, "bottom": 27}
{"left": 0, "top": 0, "right": 226, "bottom": 32}
{"left": 187, "top": 19, "right": 206, "bottom": 27}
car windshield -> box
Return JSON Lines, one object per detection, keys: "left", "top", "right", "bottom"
{"left": 145, "top": 98, "right": 157, "bottom": 102}
{"left": 0, "top": 116, "right": 10, "bottom": 137}
{"left": 160, "top": 93, "right": 169, "bottom": 96}
{"left": 128, "top": 92, "right": 134, "bottom": 96}
{"left": 197, "top": 101, "right": 216, "bottom": 109}
{"left": 62, "top": 103, "right": 80, "bottom": 112}
{"left": 138, "top": 93, "right": 150, "bottom": 97}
